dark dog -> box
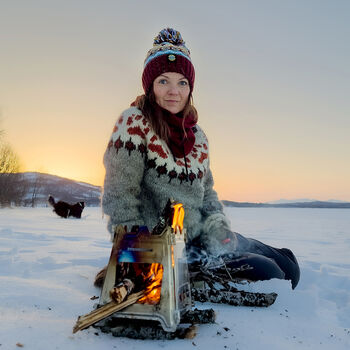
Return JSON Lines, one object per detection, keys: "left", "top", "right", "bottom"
{"left": 48, "top": 195, "right": 85, "bottom": 218}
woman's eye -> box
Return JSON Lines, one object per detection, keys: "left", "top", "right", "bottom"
{"left": 179, "top": 80, "right": 188, "bottom": 86}
{"left": 158, "top": 79, "right": 167, "bottom": 84}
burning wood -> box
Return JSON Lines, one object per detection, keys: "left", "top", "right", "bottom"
{"left": 109, "top": 262, "right": 165, "bottom": 305}
{"left": 137, "top": 263, "right": 164, "bottom": 305}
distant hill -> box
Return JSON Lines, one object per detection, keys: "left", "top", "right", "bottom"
{"left": 222, "top": 200, "right": 350, "bottom": 209}
{"left": 0, "top": 172, "right": 101, "bottom": 207}
{"left": 266, "top": 198, "right": 318, "bottom": 204}
{"left": 266, "top": 198, "right": 349, "bottom": 205}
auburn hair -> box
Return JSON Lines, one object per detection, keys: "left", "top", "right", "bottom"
{"left": 133, "top": 91, "right": 198, "bottom": 144}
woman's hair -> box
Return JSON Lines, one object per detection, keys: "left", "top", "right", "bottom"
{"left": 133, "top": 91, "right": 198, "bottom": 143}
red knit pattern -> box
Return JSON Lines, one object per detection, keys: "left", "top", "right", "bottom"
{"left": 150, "top": 135, "right": 158, "bottom": 143}
{"left": 199, "top": 152, "right": 208, "bottom": 164}
{"left": 148, "top": 144, "right": 168, "bottom": 159}
{"left": 127, "top": 126, "right": 145, "bottom": 139}
{"left": 127, "top": 116, "right": 134, "bottom": 125}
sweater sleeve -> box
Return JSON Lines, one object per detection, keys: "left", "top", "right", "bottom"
{"left": 102, "top": 108, "right": 147, "bottom": 237}
{"left": 199, "top": 167, "right": 238, "bottom": 256}
{"left": 200, "top": 167, "right": 231, "bottom": 240}
{"left": 201, "top": 167, "right": 225, "bottom": 217}
{"left": 192, "top": 125, "right": 234, "bottom": 254}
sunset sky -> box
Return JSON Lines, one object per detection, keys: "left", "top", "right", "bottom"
{"left": 1, "top": 0, "right": 349, "bottom": 202}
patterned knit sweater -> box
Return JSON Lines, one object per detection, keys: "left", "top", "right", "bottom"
{"left": 102, "top": 107, "right": 231, "bottom": 249}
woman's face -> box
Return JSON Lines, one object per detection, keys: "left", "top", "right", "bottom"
{"left": 153, "top": 72, "right": 190, "bottom": 114}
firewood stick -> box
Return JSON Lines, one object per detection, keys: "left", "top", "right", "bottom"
{"left": 109, "top": 278, "right": 135, "bottom": 304}
{"left": 73, "top": 290, "right": 144, "bottom": 333}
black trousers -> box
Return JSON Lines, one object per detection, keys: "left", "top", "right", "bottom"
{"left": 187, "top": 232, "right": 300, "bottom": 289}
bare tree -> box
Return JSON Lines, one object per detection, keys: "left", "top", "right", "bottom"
{"left": 0, "top": 142, "right": 20, "bottom": 173}
{"left": 0, "top": 129, "right": 24, "bottom": 207}
{"left": 30, "top": 173, "right": 45, "bottom": 207}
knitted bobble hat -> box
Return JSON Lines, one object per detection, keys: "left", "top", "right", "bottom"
{"left": 142, "top": 28, "right": 195, "bottom": 94}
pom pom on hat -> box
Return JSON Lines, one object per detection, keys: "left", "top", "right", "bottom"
{"left": 153, "top": 28, "right": 185, "bottom": 46}
{"left": 142, "top": 28, "right": 195, "bottom": 94}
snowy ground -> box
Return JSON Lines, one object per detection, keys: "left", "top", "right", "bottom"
{"left": 1, "top": 206, "right": 349, "bottom": 349}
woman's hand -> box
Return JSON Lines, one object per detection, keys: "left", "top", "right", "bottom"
{"left": 205, "top": 229, "right": 238, "bottom": 258}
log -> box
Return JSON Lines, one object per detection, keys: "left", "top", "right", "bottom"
{"left": 191, "top": 287, "right": 277, "bottom": 307}
{"left": 189, "top": 265, "right": 278, "bottom": 307}
{"left": 73, "top": 291, "right": 144, "bottom": 333}
{"left": 109, "top": 278, "right": 135, "bottom": 304}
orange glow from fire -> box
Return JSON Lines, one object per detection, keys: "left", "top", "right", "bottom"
{"left": 137, "top": 263, "right": 164, "bottom": 305}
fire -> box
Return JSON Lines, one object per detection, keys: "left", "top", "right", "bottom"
{"left": 171, "top": 203, "right": 184, "bottom": 233}
{"left": 137, "top": 263, "right": 164, "bottom": 305}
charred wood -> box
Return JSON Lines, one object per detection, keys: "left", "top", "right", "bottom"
{"left": 181, "top": 308, "right": 216, "bottom": 324}
{"left": 95, "top": 318, "right": 198, "bottom": 340}
{"left": 191, "top": 287, "right": 277, "bottom": 307}
{"left": 190, "top": 265, "right": 278, "bottom": 307}
{"left": 93, "top": 308, "right": 215, "bottom": 339}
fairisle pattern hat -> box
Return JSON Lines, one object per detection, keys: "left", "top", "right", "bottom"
{"left": 142, "top": 28, "right": 195, "bottom": 94}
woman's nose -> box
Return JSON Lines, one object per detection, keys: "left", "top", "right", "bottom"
{"left": 167, "top": 84, "right": 179, "bottom": 94}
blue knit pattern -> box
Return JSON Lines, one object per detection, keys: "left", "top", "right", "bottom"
{"left": 144, "top": 49, "right": 191, "bottom": 67}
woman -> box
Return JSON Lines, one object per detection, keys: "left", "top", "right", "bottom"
{"left": 102, "top": 28, "right": 300, "bottom": 289}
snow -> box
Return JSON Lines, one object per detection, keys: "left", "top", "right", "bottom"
{"left": 1, "top": 206, "right": 350, "bottom": 349}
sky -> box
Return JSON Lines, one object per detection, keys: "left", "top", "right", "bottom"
{"left": 1, "top": 0, "right": 349, "bottom": 202}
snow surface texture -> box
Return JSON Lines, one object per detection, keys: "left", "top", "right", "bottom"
{"left": 1, "top": 207, "right": 349, "bottom": 349}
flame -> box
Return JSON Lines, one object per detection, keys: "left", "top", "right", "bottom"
{"left": 172, "top": 203, "right": 184, "bottom": 233}
{"left": 137, "top": 263, "right": 164, "bottom": 305}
